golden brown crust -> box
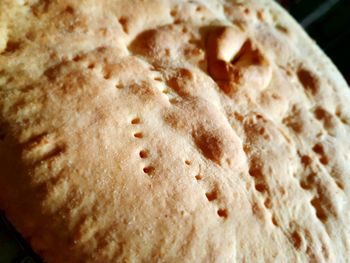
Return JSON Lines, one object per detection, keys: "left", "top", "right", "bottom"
{"left": 0, "top": 0, "right": 350, "bottom": 262}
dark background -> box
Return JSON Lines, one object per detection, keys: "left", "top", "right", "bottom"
{"left": 278, "top": 0, "right": 350, "bottom": 84}
{"left": 0, "top": 1, "right": 350, "bottom": 263}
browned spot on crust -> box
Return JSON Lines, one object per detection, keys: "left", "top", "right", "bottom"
{"left": 311, "top": 197, "right": 327, "bottom": 222}
{"left": 131, "top": 118, "right": 141, "bottom": 125}
{"left": 300, "top": 155, "right": 312, "bottom": 167}
{"left": 119, "top": 17, "right": 129, "bottom": 34}
{"left": 217, "top": 209, "right": 228, "bottom": 218}
{"left": 2, "top": 41, "right": 21, "bottom": 54}
{"left": 291, "top": 231, "right": 302, "bottom": 250}
{"left": 195, "top": 175, "right": 202, "bottom": 181}
{"left": 205, "top": 190, "right": 218, "bottom": 201}
{"left": 139, "top": 150, "right": 148, "bottom": 159}
{"left": 193, "top": 131, "right": 224, "bottom": 165}
{"left": 134, "top": 132, "right": 143, "bottom": 139}
{"left": 143, "top": 166, "right": 155, "bottom": 175}
{"left": 297, "top": 68, "right": 319, "bottom": 95}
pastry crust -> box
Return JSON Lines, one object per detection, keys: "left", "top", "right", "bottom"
{"left": 0, "top": 0, "right": 349, "bottom": 262}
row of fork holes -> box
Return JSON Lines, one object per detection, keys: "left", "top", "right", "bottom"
{"left": 249, "top": 167, "right": 278, "bottom": 226}
{"left": 110, "top": 65, "right": 182, "bottom": 106}
{"left": 72, "top": 54, "right": 117, "bottom": 83}
{"left": 188, "top": 162, "right": 228, "bottom": 219}
{"left": 132, "top": 118, "right": 227, "bottom": 218}
{"left": 72, "top": 54, "right": 95, "bottom": 70}
{"left": 132, "top": 124, "right": 227, "bottom": 218}
{"left": 170, "top": 5, "right": 203, "bottom": 24}
{"left": 150, "top": 68, "right": 178, "bottom": 104}
{"left": 131, "top": 117, "right": 154, "bottom": 175}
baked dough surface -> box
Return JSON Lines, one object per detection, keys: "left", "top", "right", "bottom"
{"left": 0, "top": 0, "right": 349, "bottom": 262}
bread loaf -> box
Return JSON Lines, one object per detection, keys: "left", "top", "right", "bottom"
{"left": 0, "top": 0, "right": 349, "bottom": 262}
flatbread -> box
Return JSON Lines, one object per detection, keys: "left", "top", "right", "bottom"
{"left": 0, "top": 0, "right": 349, "bottom": 262}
